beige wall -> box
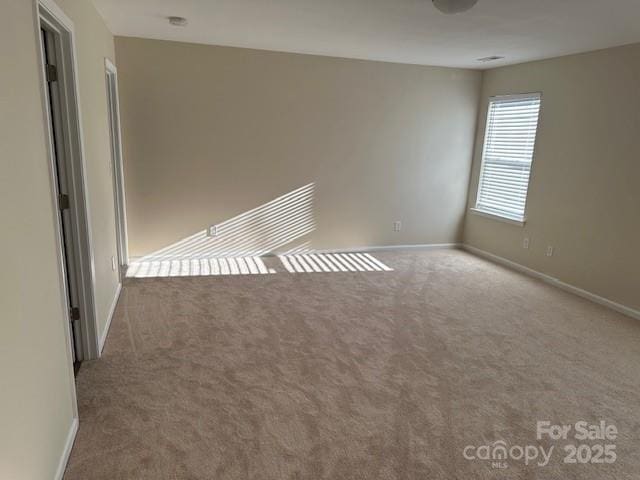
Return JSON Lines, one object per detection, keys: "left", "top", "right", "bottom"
{"left": 55, "top": 0, "right": 120, "bottom": 341}
{"left": 0, "top": 2, "right": 77, "bottom": 479}
{"left": 114, "top": 37, "right": 482, "bottom": 258}
{"left": 0, "top": 0, "right": 118, "bottom": 478}
{"left": 464, "top": 43, "right": 640, "bottom": 312}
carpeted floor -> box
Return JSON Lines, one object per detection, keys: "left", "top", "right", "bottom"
{"left": 64, "top": 249, "right": 640, "bottom": 479}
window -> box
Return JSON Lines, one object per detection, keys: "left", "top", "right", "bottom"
{"left": 474, "top": 93, "right": 541, "bottom": 224}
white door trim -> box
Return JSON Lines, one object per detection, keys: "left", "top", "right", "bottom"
{"left": 104, "top": 58, "right": 130, "bottom": 269}
{"left": 34, "top": 0, "right": 101, "bottom": 365}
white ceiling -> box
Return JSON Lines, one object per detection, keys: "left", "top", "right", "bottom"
{"left": 93, "top": 0, "right": 640, "bottom": 69}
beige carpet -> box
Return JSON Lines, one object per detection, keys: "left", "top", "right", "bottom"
{"left": 64, "top": 249, "right": 640, "bottom": 479}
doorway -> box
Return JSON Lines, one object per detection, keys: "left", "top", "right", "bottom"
{"left": 38, "top": 1, "right": 100, "bottom": 366}
{"left": 41, "top": 25, "right": 83, "bottom": 370}
{"left": 105, "top": 60, "right": 129, "bottom": 275}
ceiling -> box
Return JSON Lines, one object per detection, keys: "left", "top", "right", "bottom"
{"left": 93, "top": 0, "right": 640, "bottom": 69}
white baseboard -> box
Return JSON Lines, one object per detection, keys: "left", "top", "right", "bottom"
{"left": 54, "top": 417, "right": 78, "bottom": 480}
{"left": 300, "top": 243, "right": 462, "bottom": 255}
{"left": 463, "top": 244, "right": 640, "bottom": 321}
{"left": 99, "top": 282, "right": 122, "bottom": 354}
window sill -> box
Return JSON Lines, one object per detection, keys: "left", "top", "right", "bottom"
{"left": 469, "top": 208, "right": 526, "bottom": 227}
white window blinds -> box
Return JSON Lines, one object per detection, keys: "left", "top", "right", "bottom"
{"left": 475, "top": 93, "right": 541, "bottom": 222}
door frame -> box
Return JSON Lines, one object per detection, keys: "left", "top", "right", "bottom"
{"left": 34, "top": 0, "right": 101, "bottom": 361}
{"left": 104, "top": 59, "right": 129, "bottom": 272}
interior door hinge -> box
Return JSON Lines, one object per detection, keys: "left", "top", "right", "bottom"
{"left": 70, "top": 307, "right": 81, "bottom": 321}
{"left": 46, "top": 64, "right": 58, "bottom": 83}
{"left": 58, "top": 193, "right": 70, "bottom": 211}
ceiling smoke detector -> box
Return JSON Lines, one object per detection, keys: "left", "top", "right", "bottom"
{"left": 168, "top": 16, "right": 188, "bottom": 27}
{"left": 432, "top": 0, "right": 479, "bottom": 14}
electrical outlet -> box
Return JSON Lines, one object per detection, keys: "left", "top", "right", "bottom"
{"left": 111, "top": 256, "right": 117, "bottom": 271}
{"left": 393, "top": 221, "right": 402, "bottom": 232}
{"left": 523, "top": 237, "right": 530, "bottom": 249}
{"left": 208, "top": 225, "right": 218, "bottom": 237}
{"left": 546, "top": 246, "right": 554, "bottom": 257}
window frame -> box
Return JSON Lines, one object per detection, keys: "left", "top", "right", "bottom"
{"left": 472, "top": 92, "right": 542, "bottom": 226}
